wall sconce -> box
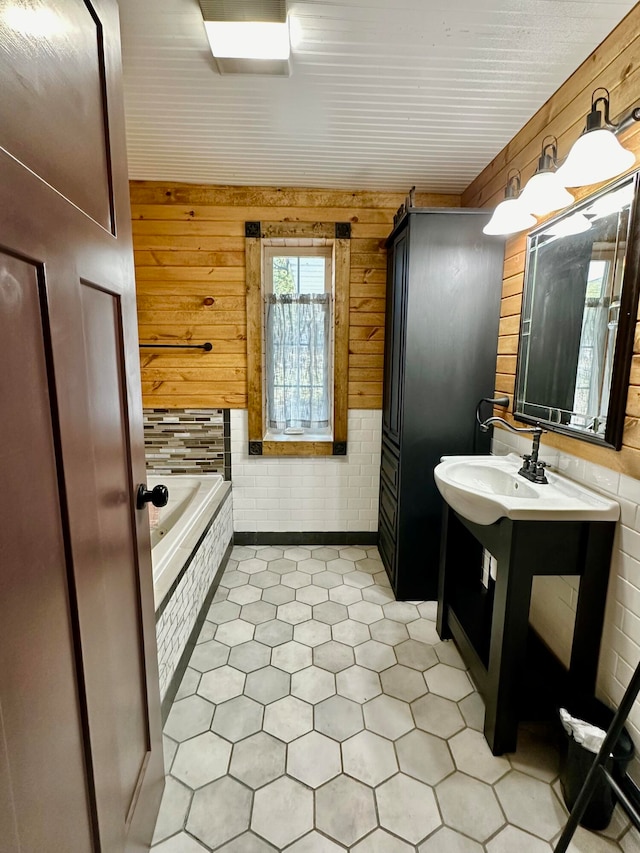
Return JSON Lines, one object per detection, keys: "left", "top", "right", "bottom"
{"left": 555, "top": 88, "right": 636, "bottom": 187}
{"left": 483, "top": 171, "right": 537, "bottom": 236}
{"left": 517, "top": 136, "right": 574, "bottom": 216}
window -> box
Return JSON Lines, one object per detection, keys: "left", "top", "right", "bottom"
{"left": 245, "top": 221, "right": 351, "bottom": 457}
{"left": 263, "top": 247, "right": 333, "bottom": 438}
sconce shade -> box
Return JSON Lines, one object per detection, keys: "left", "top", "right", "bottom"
{"left": 482, "top": 198, "right": 536, "bottom": 236}
{"left": 556, "top": 128, "right": 635, "bottom": 187}
{"left": 518, "top": 170, "right": 574, "bottom": 217}
{"left": 541, "top": 212, "right": 592, "bottom": 238}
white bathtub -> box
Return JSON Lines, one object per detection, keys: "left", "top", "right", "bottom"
{"left": 148, "top": 473, "right": 227, "bottom": 607}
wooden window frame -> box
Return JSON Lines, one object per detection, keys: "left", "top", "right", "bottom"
{"left": 245, "top": 220, "right": 351, "bottom": 457}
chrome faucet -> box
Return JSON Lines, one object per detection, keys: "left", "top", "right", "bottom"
{"left": 478, "top": 415, "right": 548, "bottom": 484}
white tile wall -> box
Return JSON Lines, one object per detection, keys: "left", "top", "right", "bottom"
{"left": 493, "top": 431, "right": 640, "bottom": 772}
{"left": 230, "top": 409, "right": 382, "bottom": 532}
{"left": 155, "top": 493, "right": 233, "bottom": 699}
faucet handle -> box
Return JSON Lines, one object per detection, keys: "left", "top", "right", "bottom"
{"left": 534, "top": 461, "right": 548, "bottom": 484}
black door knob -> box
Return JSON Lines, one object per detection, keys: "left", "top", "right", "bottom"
{"left": 136, "top": 483, "right": 169, "bottom": 510}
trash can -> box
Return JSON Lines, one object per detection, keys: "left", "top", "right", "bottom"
{"left": 559, "top": 697, "right": 635, "bottom": 830}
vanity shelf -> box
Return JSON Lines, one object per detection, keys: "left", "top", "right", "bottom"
{"left": 437, "top": 504, "right": 616, "bottom": 755}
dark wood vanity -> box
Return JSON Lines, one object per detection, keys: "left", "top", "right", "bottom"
{"left": 437, "top": 505, "right": 616, "bottom": 755}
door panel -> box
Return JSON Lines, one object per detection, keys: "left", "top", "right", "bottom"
{"left": 0, "top": 0, "right": 164, "bottom": 849}
{"left": 0, "top": 0, "right": 114, "bottom": 231}
{"left": 0, "top": 251, "right": 95, "bottom": 851}
{"left": 79, "top": 282, "right": 150, "bottom": 824}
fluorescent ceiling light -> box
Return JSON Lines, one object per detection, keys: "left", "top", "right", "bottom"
{"left": 204, "top": 20, "right": 290, "bottom": 60}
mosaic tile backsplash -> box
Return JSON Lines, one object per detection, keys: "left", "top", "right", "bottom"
{"left": 144, "top": 409, "right": 230, "bottom": 478}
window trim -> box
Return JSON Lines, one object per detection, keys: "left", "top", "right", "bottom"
{"left": 245, "top": 221, "right": 351, "bottom": 457}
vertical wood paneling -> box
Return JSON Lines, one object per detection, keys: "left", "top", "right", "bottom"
{"left": 463, "top": 4, "right": 640, "bottom": 477}
{"left": 132, "top": 183, "right": 459, "bottom": 409}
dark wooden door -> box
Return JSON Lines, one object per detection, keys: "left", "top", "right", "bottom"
{"left": 0, "top": 1, "right": 164, "bottom": 850}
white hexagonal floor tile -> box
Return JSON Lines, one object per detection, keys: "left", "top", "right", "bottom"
{"left": 221, "top": 570, "right": 251, "bottom": 589}
{"left": 253, "top": 546, "right": 283, "bottom": 561}
{"left": 196, "top": 621, "right": 215, "bottom": 645}
{"left": 293, "top": 619, "right": 332, "bottom": 647}
{"left": 395, "top": 638, "right": 438, "bottom": 671}
{"left": 312, "top": 571, "right": 344, "bottom": 590}
{"left": 377, "top": 773, "right": 442, "bottom": 845}
{"left": 298, "top": 558, "right": 328, "bottom": 575}
{"left": 227, "top": 584, "right": 262, "bottom": 605}
{"left": 188, "top": 640, "right": 230, "bottom": 673}
{"left": 355, "top": 558, "right": 385, "bottom": 575}
{"left": 197, "top": 664, "right": 245, "bottom": 704}
{"left": 261, "top": 585, "right": 295, "bottom": 605}
{"left": 207, "top": 600, "right": 241, "bottom": 623}
{"left": 271, "top": 640, "right": 313, "bottom": 673}
{"left": 506, "top": 723, "right": 561, "bottom": 783}
{"left": 228, "top": 640, "right": 271, "bottom": 672}
{"left": 210, "top": 695, "right": 263, "bottom": 742}
{"left": 348, "top": 600, "right": 385, "bottom": 624}
{"left": 174, "top": 667, "right": 200, "bottom": 702}
{"left": 215, "top": 619, "right": 255, "bottom": 647}
{"left": 449, "top": 728, "right": 510, "bottom": 783}
{"left": 336, "top": 665, "right": 382, "bottom": 703}
{"left": 312, "top": 547, "right": 339, "bottom": 561}
{"left": 152, "top": 832, "right": 208, "bottom": 852}
{"left": 277, "top": 601, "right": 313, "bottom": 624}
{"left": 230, "top": 546, "right": 255, "bottom": 560}
{"left": 329, "top": 585, "right": 363, "bottom": 605}
{"left": 332, "top": 620, "right": 371, "bottom": 646}
{"left": 326, "top": 558, "right": 357, "bottom": 575}
{"left": 340, "top": 547, "right": 368, "bottom": 561}
{"left": 362, "top": 585, "right": 396, "bottom": 605}
{"left": 152, "top": 776, "right": 192, "bottom": 845}
{"left": 315, "top": 694, "right": 364, "bottom": 741}
{"left": 412, "top": 693, "right": 466, "bottom": 738}
{"left": 417, "top": 826, "right": 483, "bottom": 852}
{"left": 249, "top": 570, "right": 281, "bottom": 589}
{"left": 267, "top": 558, "right": 297, "bottom": 575}
{"left": 424, "top": 663, "right": 473, "bottom": 701}
{"left": 364, "top": 694, "right": 414, "bottom": 740}
{"left": 263, "top": 695, "right": 313, "bottom": 742}
{"left": 382, "top": 601, "right": 420, "bottom": 623}
{"left": 283, "top": 547, "right": 312, "bottom": 561}
{"left": 214, "top": 833, "right": 278, "bottom": 852}
{"left": 186, "top": 777, "right": 252, "bottom": 849}
{"left": 436, "top": 772, "right": 505, "bottom": 843}
{"left": 344, "top": 570, "right": 376, "bottom": 589}
{"left": 164, "top": 695, "right": 214, "bottom": 742}
{"left": 228, "top": 731, "right": 285, "bottom": 789}
{"left": 240, "top": 600, "right": 277, "bottom": 624}
{"left": 407, "top": 619, "right": 441, "bottom": 644}
{"left": 252, "top": 776, "right": 314, "bottom": 848}
{"left": 342, "top": 729, "right": 398, "bottom": 785}
{"left": 355, "top": 639, "right": 397, "bottom": 672}
{"left": 435, "top": 639, "right": 468, "bottom": 669}
{"left": 370, "top": 619, "right": 410, "bottom": 645}
{"left": 239, "top": 558, "right": 268, "bottom": 575}
{"left": 254, "top": 618, "right": 293, "bottom": 647}
{"left": 291, "top": 666, "right": 336, "bottom": 704}
{"left": 313, "top": 640, "right": 355, "bottom": 672}
{"left": 316, "top": 775, "right": 377, "bottom": 847}
{"left": 285, "top": 832, "right": 343, "bottom": 852}
{"left": 171, "top": 731, "right": 231, "bottom": 788}
{"left": 495, "top": 770, "right": 566, "bottom": 842}
{"left": 351, "top": 829, "right": 414, "bottom": 852}
{"left": 296, "top": 585, "right": 329, "bottom": 606}
{"left": 287, "top": 730, "right": 341, "bottom": 787}
{"left": 396, "top": 728, "right": 455, "bottom": 785}
{"left": 487, "top": 826, "right": 553, "bottom": 852}
{"left": 458, "top": 691, "right": 485, "bottom": 732}
{"left": 380, "top": 663, "right": 428, "bottom": 702}
{"left": 313, "top": 600, "right": 349, "bottom": 624}
{"left": 282, "top": 571, "right": 313, "bottom": 590}
{"left": 243, "top": 665, "right": 290, "bottom": 704}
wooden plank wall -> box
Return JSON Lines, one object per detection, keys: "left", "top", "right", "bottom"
{"left": 462, "top": 3, "right": 640, "bottom": 477}
{"left": 131, "top": 184, "right": 459, "bottom": 410}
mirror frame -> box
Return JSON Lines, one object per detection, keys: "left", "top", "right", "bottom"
{"left": 514, "top": 170, "right": 640, "bottom": 450}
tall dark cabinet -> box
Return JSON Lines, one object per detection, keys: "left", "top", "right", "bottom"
{"left": 378, "top": 209, "right": 505, "bottom": 600}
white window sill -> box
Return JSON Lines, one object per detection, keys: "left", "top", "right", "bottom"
{"left": 264, "top": 431, "right": 333, "bottom": 443}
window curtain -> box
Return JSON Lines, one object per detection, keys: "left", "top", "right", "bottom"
{"left": 265, "top": 293, "right": 331, "bottom": 430}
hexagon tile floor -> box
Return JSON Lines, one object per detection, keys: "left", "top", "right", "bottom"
{"left": 152, "top": 545, "right": 636, "bottom": 852}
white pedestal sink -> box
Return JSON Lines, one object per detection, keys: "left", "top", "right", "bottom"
{"left": 434, "top": 453, "right": 620, "bottom": 526}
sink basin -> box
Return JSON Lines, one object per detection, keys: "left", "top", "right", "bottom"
{"left": 434, "top": 454, "right": 620, "bottom": 525}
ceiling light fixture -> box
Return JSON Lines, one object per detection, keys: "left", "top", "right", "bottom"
{"left": 483, "top": 171, "right": 537, "bottom": 236}
{"left": 555, "top": 88, "right": 637, "bottom": 188}
{"left": 198, "top": 0, "right": 291, "bottom": 75}
{"left": 517, "top": 136, "right": 575, "bottom": 217}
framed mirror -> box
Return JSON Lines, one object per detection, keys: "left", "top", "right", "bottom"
{"left": 515, "top": 171, "right": 640, "bottom": 449}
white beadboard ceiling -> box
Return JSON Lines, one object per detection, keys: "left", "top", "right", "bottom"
{"left": 118, "top": 0, "right": 637, "bottom": 193}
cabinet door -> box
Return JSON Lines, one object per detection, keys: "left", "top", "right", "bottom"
{"left": 382, "top": 231, "right": 408, "bottom": 445}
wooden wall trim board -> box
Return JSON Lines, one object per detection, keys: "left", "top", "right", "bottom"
{"left": 132, "top": 184, "right": 459, "bottom": 410}
{"left": 462, "top": 3, "right": 640, "bottom": 476}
